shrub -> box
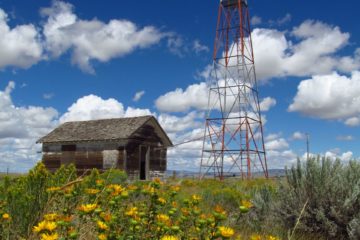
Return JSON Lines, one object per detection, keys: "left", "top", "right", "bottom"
{"left": 277, "top": 157, "right": 360, "bottom": 239}
{"left": 2, "top": 162, "right": 50, "bottom": 237}
{"left": 100, "top": 168, "right": 127, "bottom": 185}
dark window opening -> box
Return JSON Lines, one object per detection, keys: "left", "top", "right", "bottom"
{"left": 62, "top": 145, "right": 76, "bottom": 151}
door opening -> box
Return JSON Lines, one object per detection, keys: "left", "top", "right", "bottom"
{"left": 139, "top": 146, "right": 147, "bottom": 180}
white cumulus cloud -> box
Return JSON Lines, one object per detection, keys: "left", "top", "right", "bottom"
{"left": 158, "top": 111, "right": 203, "bottom": 134}
{"left": 291, "top": 131, "right": 306, "bottom": 140}
{"left": 59, "top": 95, "right": 125, "bottom": 123}
{"left": 265, "top": 138, "right": 289, "bottom": 151}
{"left": 345, "top": 117, "right": 360, "bottom": 127}
{"left": 41, "top": 1, "right": 163, "bottom": 73}
{"left": 325, "top": 150, "right": 353, "bottom": 162}
{"left": 0, "top": 9, "right": 42, "bottom": 69}
{"left": 251, "top": 20, "right": 359, "bottom": 81}
{"left": 0, "top": 82, "right": 58, "bottom": 172}
{"left": 59, "top": 94, "right": 154, "bottom": 123}
{"left": 260, "top": 97, "right": 276, "bottom": 111}
{"left": 288, "top": 71, "right": 360, "bottom": 125}
{"left": 155, "top": 82, "right": 209, "bottom": 112}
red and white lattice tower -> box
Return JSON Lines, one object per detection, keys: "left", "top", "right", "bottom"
{"left": 199, "top": 0, "right": 268, "bottom": 179}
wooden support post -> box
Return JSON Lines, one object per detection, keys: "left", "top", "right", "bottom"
{"left": 123, "top": 148, "right": 127, "bottom": 172}
{"left": 145, "top": 146, "right": 150, "bottom": 180}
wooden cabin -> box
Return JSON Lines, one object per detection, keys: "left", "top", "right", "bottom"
{"left": 37, "top": 116, "right": 173, "bottom": 180}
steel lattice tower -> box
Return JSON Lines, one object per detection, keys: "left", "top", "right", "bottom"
{"left": 199, "top": 0, "right": 268, "bottom": 179}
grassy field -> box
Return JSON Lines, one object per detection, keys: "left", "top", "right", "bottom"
{"left": 0, "top": 158, "right": 359, "bottom": 240}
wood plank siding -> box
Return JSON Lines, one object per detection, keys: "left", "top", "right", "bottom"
{"left": 40, "top": 117, "right": 172, "bottom": 180}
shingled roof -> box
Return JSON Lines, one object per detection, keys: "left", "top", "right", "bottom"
{"left": 37, "top": 116, "right": 172, "bottom": 146}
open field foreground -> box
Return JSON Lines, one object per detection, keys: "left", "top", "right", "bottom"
{"left": 0, "top": 158, "right": 359, "bottom": 240}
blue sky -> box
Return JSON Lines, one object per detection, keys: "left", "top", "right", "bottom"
{"left": 0, "top": 0, "right": 359, "bottom": 172}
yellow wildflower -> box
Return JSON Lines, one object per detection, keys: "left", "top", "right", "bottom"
{"left": 121, "top": 190, "right": 129, "bottom": 198}
{"left": 44, "top": 213, "right": 58, "bottom": 221}
{"left": 219, "top": 226, "right": 235, "bottom": 238}
{"left": 157, "top": 214, "right": 170, "bottom": 223}
{"left": 158, "top": 197, "right": 166, "bottom": 204}
{"left": 160, "top": 235, "right": 178, "bottom": 240}
{"left": 170, "top": 185, "right": 180, "bottom": 192}
{"left": 267, "top": 235, "right": 280, "bottom": 240}
{"left": 192, "top": 194, "right": 202, "bottom": 201}
{"left": 153, "top": 177, "right": 162, "bottom": 184}
{"left": 97, "top": 220, "right": 109, "bottom": 230}
{"left": 143, "top": 185, "right": 156, "bottom": 194}
{"left": 96, "top": 179, "right": 104, "bottom": 185}
{"left": 125, "top": 207, "right": 138, "bottom": 217}
{"left": 86, "top": 188, "right": 100, "bottom": 195}
{"left": 250, "top": 234, "right": 262, "bottom": 240}
{"left": 78, "top": 203, "right": 97, "bottom": 213}
{"left": 63, "top": 185, "right": 74, "bottom": 194}
{"left": 127, "top": 184, "right": 138, "bottom": 191}
{"left": 100, "top": 212, "right": 112, "bottom": 222}
{"left": 46, "top": 187, "right": 61, "bottom": 192}
{"left": 45, "top": 221, "right": 57, "bottom": 231}
{"left": 107, "top": 184, "right": 124, "bottom": 196}
{"left": 33, "top": 220, "right": 47, "bottom": 232}
{"left": 235, "top": 235, "right": 242, "bottom": 240}
{"left": 98, "top": 234, "right": 107, "bottom": 240}
{"left": 241, "top": 200, "right": 253, "bottom": 209}
{"left": 62, "top": 215, "right": 73, "bottom": 222}
{"left": 40, "top": 232, "right": 59, "bottom": 240}
{"left": 2, "top": 213, "right": 10, "bottom": 220}
{"left": 33, "top": 221, "right": 57, "bottom": 232}
{"left": 181, "top": 208, "right": 189, "bottom": 216}
{"left": 214, "top": 205, "right": 227, "bottom": 215}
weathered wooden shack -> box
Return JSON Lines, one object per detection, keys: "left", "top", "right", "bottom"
{"left": 37, "top": 116, "right": 172, "bottom": 180}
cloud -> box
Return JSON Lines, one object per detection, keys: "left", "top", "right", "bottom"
{"left": 336, "top": 135, "right": 354, "bottom": 141}
{"left": 251, "top": 16, "right": 262, "bottom": 26}
{"left": 345, "top": 117, "right": 360, "bottom": 127}
{"left": 265, "top": 137, "right": 289, "bottom": 151}
{"left": 166, "top": 35, "right": 209, "bottom": 57}
{"left": 132, "top": 90, "right": 145, "bottom": 102}
{"left": 288, "top": 71, "right": 360, "bottom": 125}
{"left": 158, "top": 111, "right": 203, "bottom": 134}
{"left": 156, "top": 78, "right": 276, "bottom": 114}
{"left": 43, "top": 93, "right": 54, "bottom": 100}
{"left": 59, "top": 94, "right": 125, "bottom": 123}
{"left": 269, "top": 13, "right": 292, "bottom": 26}
{"left": 0, "top": 9, "right": 42, "bottom": 69}
{"left": 124, "top": 107, "right": 152, "bottom": 118}
{"left": 166, "top": 127, "right": 204, "bottom": 171}
{"left": 192, "top": 40, "right": 209, "bottom": 54}
{"left": 267, "top": 149, "right": 297, "bottom": 169}
{"left": 299, "top": 149, "right": 355, "bottom": 163}
{"left": 251, "top": 20, "right": 359, "bottom": 81}
{"left": 166, "top": 35, "right": 186, "bottom": 57}
{"left": 59, "top": 94, "right": 154, "bottom": 123}
{"left": 259, "top": 97, "right": 276, "bottom": 111}
{"left": 263, "top": 133, "right": 298, "bottom": 168}
{"left": 0, "top": 82, "right": 58, "bottom": 172}
{"left": 155, "top": 82, "right": 209, "bottom": 112}
{"left": 41, "top": 1, "right": 163, "bottom": 73}
{"left": 291, "top": 131, "right": 306, "bottom": 140}
{"left": 0, "top": 82, "right": 58, "bottom": 139}
{"left": 325, "top": 150, "right": 353, "bottom": 162}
